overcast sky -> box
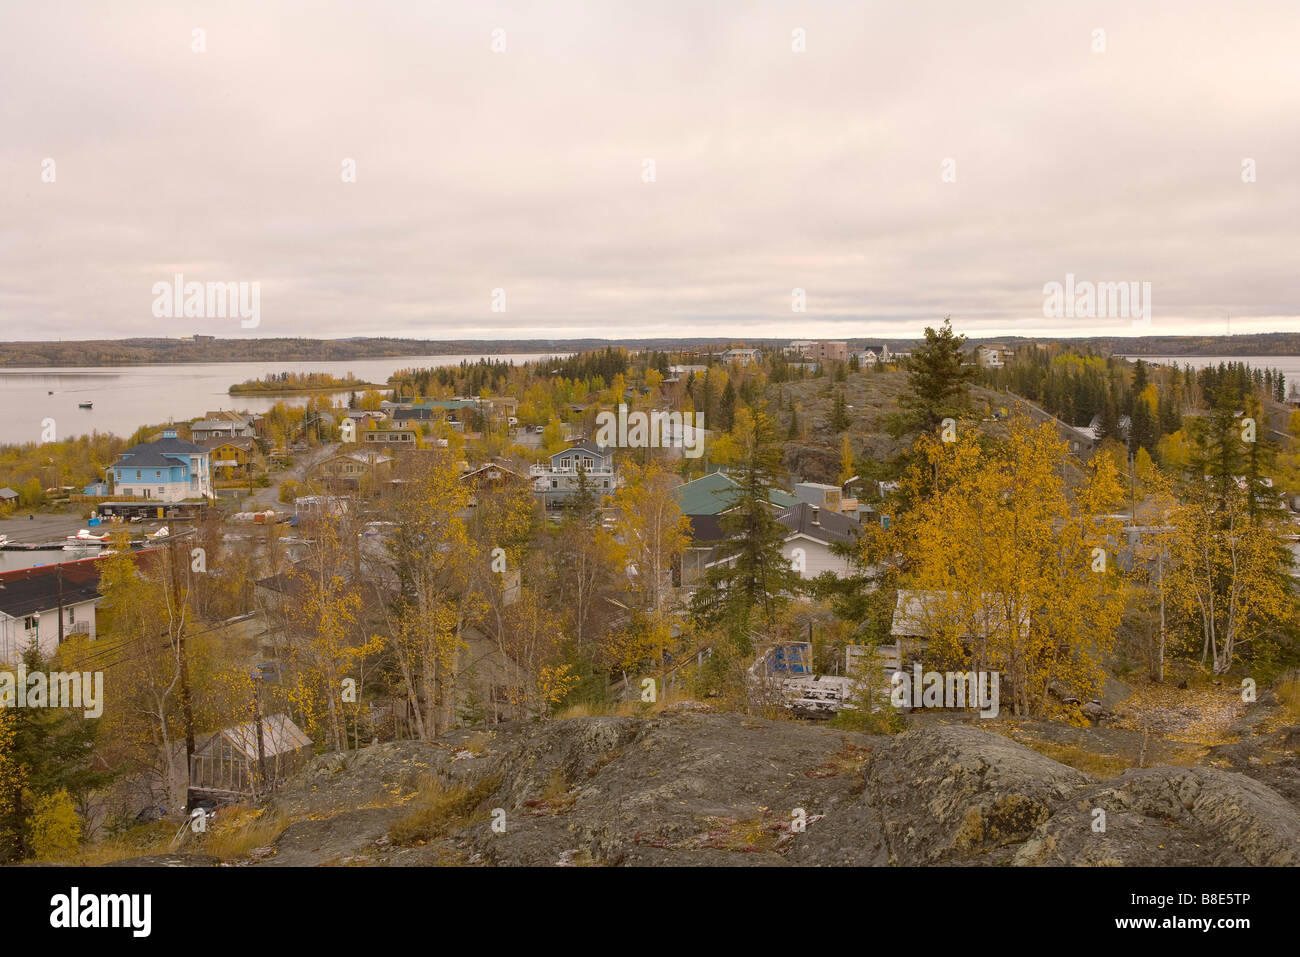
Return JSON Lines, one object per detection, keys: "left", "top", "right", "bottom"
{"left": 1, "top": 1, "right": 1297, "bottom": 343}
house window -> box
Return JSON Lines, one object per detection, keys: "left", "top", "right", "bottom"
{"left": 157, "top": 487, "right": 165, "bottom": 495}
{"left": 23, "top": 616, "right": 37, "bottom": 632}
{"left": 136, "top": 470, "right": 142, "bottom": 480}
{"left": 67, "top": 608, "right": 75, "bottom": 625}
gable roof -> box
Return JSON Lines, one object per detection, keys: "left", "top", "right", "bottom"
{"left": 413, "top": 399, "right": 478, "bottom": 411}
{"left": 777, "top": 502, "right": 860, "bottom": 546}
{"left": 391, "top": 407, "right": 434, "bottom": 421}
{"left": 197, "top": 713, "right": 311, "bottom": 761}
{"left": 0, "top": 559, "right": 103, "bottom": 618}
{"left": 554, "top": 439, "right": 610, "bottom": 459}
{"left": 674, "top": 471, "right": 797, "bottom": 516}
{"left": 198, "top": 436, "right": 256, "bottom": 452}
{"left": 322, "top": 450, "right": 394, "bottom": 466}
{"left": 203, "top": 410, "right": 256, "bottom": 422}
{"left": 460, "top": 463, "right": 524, "bottom": 483}
{"left": 113, "top": 436, "right": 205, "bottom": 470}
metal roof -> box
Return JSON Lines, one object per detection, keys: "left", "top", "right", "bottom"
{"left": 777, "top": 502, "right": 861, "bottom": 545}
{"left": 0, "top": 559, "right": 103, "bottom": 618}
{"left": 674, "top": 471, "right": 797, "bottom": 516}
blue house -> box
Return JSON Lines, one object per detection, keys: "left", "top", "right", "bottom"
{"left": 109, "top": 430, "right": 212, "bottom": 502}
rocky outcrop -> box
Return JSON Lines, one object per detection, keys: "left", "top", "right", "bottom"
{"left": 864, "top": 724, "right": 1091, "bottom": 864}
{"left": 183, "top": 709, "right": 1300, "bottom": 867}
{"left": 1014, "top": 766, "right": 1300, "bottom": 866}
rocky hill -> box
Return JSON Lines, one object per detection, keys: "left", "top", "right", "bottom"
{"left": 174, "top": 707, "right": 1300, "bottom": 867}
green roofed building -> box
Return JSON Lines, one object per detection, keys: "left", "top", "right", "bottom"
{"left": 674, "top": 470, "right": 796, "bottom": 517}
{"left": 415, "top": 399, "right": 480, "bottom": 411}
{"left": 674, "top": 471, "right": 797, "bottom": 584}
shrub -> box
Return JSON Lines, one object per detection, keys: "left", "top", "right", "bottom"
{"left": 27, "top": 789, "right": 81, "bottom": 861}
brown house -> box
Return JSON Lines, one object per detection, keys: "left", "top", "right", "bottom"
{"left": 313, "top": 450, "right": 394, "bottom": 492}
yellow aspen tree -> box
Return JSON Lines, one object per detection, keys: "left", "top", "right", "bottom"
{"left": 94, "top": 535, "right": 195, "bottom": 813}
{"left": 897, "top": 419, "right": 1128, "bottom": 715}
{"left": 382, "top": 450, "right": 482, "bottom": 738}
{"left": 286, "top": 514, "right": 364, "bottom": 751}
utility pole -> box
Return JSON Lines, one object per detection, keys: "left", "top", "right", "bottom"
{"left": 250, "top": 668, "right": 269, "bottom": 798}
{"left": 169, "top": 535, "right": 197, "bottom": 777}
{"left": 56, "top": 561, "right": 65, "bottom": 646}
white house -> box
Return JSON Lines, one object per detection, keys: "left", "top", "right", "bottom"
{"left": 190, "top": 416, "right": 256, "bottom": 442}
{"left": 0, "top": 560, "right": 101, "bottom": 661}
{"left": 777, "top": 502, "right": 861, "bottom": 579}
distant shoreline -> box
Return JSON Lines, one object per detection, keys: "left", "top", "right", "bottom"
{"left": 3, "top": 333, "right": 1300, "bottom": 368}
{"left": 228, "top": 382, "right": 385, "bottom": 395}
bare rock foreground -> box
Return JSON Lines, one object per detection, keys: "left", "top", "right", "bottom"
{"left": 205, "top": 710, "right": 1300, "bottom": 866}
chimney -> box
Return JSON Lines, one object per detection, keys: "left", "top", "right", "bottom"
{"left": 811, "top": 505, "right": 820, "bottom": 525}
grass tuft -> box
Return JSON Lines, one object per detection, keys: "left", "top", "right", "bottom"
{"left": 388, "top": 775, "right": 500, "bottom": 846}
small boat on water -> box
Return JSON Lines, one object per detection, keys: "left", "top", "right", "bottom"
{"left": 0, "top": 535, "right": 8, "bottom": 546}
{"left": 78, "top": 401, "right": 93, "bottom": 409}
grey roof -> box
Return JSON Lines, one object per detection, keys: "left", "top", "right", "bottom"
{"left": 558, "top": 439, "right": 611, "bottom": 458}
{"left": 0, "top": 561, "right": 102, "bottom": 618}
{"left": 114, "top": 436, "right": 204, "bottom": 469}
{"left": 198, "top": 435, "right": 255, "bottom": 451}
{"left": 392, "top": 407, "right": 433, "bottom": 421}
{"left": 0, "top": 487, "right": 18, "bottom": 500}
{"left": 777, "top": 502, "right": 860, "bottom": 546}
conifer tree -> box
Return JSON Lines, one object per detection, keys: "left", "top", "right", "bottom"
{"left": 896, "top": 317, "right": 975, "bottom": 432}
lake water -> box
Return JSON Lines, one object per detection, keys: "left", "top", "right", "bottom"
{"left": 0, "top": 353, "right": 561, "bottom": 445}
{"left": 1118, "top": 354, "right": 1300, "bottom": 383}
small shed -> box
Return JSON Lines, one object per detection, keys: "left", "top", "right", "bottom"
{"left": 0, "top": 487, "right": 18, "bottom": 503}
{"left": 190, "top": 713, "right": 312, "bottom": 797}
